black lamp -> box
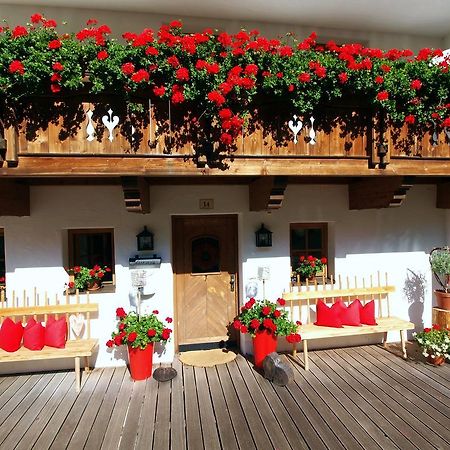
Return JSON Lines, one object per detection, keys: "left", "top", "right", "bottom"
{"left": 255, "top": 223, "right": 272, "bottom": 247}
{"left": 137, "top": 226, "right": 154, "bottom": 251}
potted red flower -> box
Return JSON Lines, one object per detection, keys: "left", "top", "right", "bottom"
{"left": 107, "top": 307, "right": 173, "bottom": 380}
{"left": 232, "top": 298, "right": 300, "bottom": 368}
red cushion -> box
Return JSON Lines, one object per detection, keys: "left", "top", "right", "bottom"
{"left": 314, "top": 300, "right": 343, "bottom": 328}
{"left": 45, "top": 316, "right": 67, "bottom": 348}
{"left": 357, "top": 299, "right": 378, "bottom": 325}
{"left": 0, "top": 317, "right": 24, "bottom": 352}
{"left": 336, "top": 300, "right": 361, "bottom": 326}
{"left": 23, "top": 318, "right": 45, "bottom": 351}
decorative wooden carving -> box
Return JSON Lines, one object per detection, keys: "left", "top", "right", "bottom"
{"left": 249, "top": 176, "right": 288, "bottom": 211}
{"left": 0, "top": 180, "right": 30, "bottom": 216}
{"left": 102, "top": 108, "right": 119, "bottom": 142}
{"left": 348, "top": 177, "right": 413, "bottom": 210}
{"left": 121, "top": 177, "right": 150, "bottom": 213}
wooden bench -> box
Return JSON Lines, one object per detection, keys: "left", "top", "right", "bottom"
{"left": 0, "top": 289, "right": 98, "bottom": 391}
{"left": 282, "top": 274, "right": 415, "bottom": 370}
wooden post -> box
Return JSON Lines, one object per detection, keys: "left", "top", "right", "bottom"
{"left": 432, "top": 307, "right": 450, "bottom": 329}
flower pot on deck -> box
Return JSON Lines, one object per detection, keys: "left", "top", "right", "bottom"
{"left": 127, "top": 343, "right": 154, "bottom": 380}
{"left": 434, "top": 290, "right": 450, "bottom": 311}
{"left": 252, "top": 329, "right": 277, "bottom": 369}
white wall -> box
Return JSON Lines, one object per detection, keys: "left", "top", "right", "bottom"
{"left": 0, "top": 4, "right": 441, "bottom": 51}
{"left": 0, "top": 182, "right": 442, "bottom": 373}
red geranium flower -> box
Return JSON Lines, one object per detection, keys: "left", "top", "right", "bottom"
{"left": 114, "top": 335, "right": 123, "bottom": 346}
{"left": 240, "top": 325, "right": 248, "bottom": 333}
{"left": 97, "top": 50, "right": 108, "bottom": 60}
{"left": 404, "top": 114, "right": 415, "bottom": 124}
{"left": 31, "top": 13, "right": 42, "bottom": 24}
{"left": 233, "top": 319, "right": 242, "bottom": 329}
{"left": 375, "top": 76, "right": 384, "bottom": 84}
{"left": 167, "top": 55, "right": 180, "bottom": 68}
{"left": 106, "top": 339, "right": 114, "bottom": 348}
{"left": 176, "top": 67, "right": 189, "bottom": 81}
{"left": 410, "top": 79, "right": 422, "bottom": 90}
{"left": 52, "top": 62, "right": 64, "bottom": 71}
{"left": 116, "top": 307, "right": 127, "bottom": 318}
{"left": 152, "top": 310, "right": 159, "bottom": 314}
{"left": 169, "top": 20, "right": 182, "bottom": 28}
{"left": 220, "top": 133, "right": 233, "bottom": 145}
{"left": 338, "top": 72, "right": 348, "bottom": 84}
{"left": 432, "top": 324, "right": 441, "bottom": 330}
{"left": 153, "top": 85, "right": 166, "bottom": 96}
{"left": 377, "top": 91, "right": 389, "bottom": 101}
{"left": 12, "top": 26, "right": 28, "bottom": 38}
{"left": 161, "top": 328, "right": 172, "bottom": 340}
{"left": 146, "top": 46, "right": 158, "bottom": 56}
{"left": 131, "top": 69, "right": 150, "bottom": 83}
{"left": 43, "top": 19, "right": 57, "bottom": 28}
{"left": 121, "top": 62, "right": 135, "bottom": 75}
{"left": 277, "top": 298, "right": 286, "bottom": 306}
{"left": 250, "top": 319, "right": 260, "bottom": 329}
{"left": 9, "top": 60, "right": 25, "bottom": 75}
{"left": 261, "top": 306, "right": 271, "bottom": 316}
{"left": 128, "top": 332, "right": 137, "bottom": 342}
{"left": 148, "top": 329, "right": 156, "bottom": 337}
{"left": 166, "top": 317, "right": 173, "bottom": 323}
{"left": 48, "top": 39, "right": 62, "bottom": 49}
{"left": 208, "top": 90, "right": 226, "bottom": 106}
{"left": 298, "top": 72, "right": 311, "bottom": 83}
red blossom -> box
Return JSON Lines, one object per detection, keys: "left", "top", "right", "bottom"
{"left": 119, "top": 323, "right": 125, "bottom": 331}
{"left": 176, "top": 67, "right": 190, "bottom": 81}
{"left": 410, "top": 79, "right": 422, "bottom": 90}
{"left": 171, "top": 85, "right": 185, "bottom": 103}
{"left": 148, "top": 329, "right": 156, "bottom": 337}
{"left": 442, "top": 117, "right": 450, "bottom": 127}
{"left": 233, "top": 319, "right": 242, "bottom": 330}
{"left": 167, "top": 55, "right": 180, "bottom": 68}
{"left": 424, "top": 327, "right": 431, "bottom": 333}
{"left": 219, "top": 108, "right": 233, "bottom": 120}
{"left": 296, "top": 320, "right": 302, "bottom": 326}
{"left": 288, "top": 84, "right": 295, "bottom": 92}
{"left": 206, "top": 62, "right": 220, "bottom": 74}
{"left": 146, "top": 46, "right": 158, "bottom": 56}
{"left": 12, "top": 26, "right": 28, "bottom": 38}
{"left": 277, "top": 298, "right": 286, "bottom": 306}
{"left": 131, "top": 69, "right": 150, "bottom": 83}
{"left": 106, "top": 339, "right": 114, "bottom": 348}
{"left": 153, "top": 85, "right": 166, "bottom": 97}
{"left": 375, "top": 76, "right": 384, "bottom": 84}
{"left": 50, "top": 73, "right": 61, "bottom": 82}
{"left": 298, "top": 72, "right": 311, "bottom": 83}
{"left": 381, "top": 64, "right": 391, "bottom": 72}
{"left": 48, "top": 39, "right": 62, "bottom": 49}
{"left": 161, "top": 328, "right": 172, "bottom": 340}
{"left": 114, "top": 335, "right": 123, "bottom": 346}
{"left": 97, "top": 50, "right": 108, "bottom": 60}
{"left": 220, "top": 132, "right": 233, "bottom": 145}
{"left": 261, "top": 306, "right": 271, "bottom": 316}
{"left": 244, "top": 64, "right": 258, "bottom": 76}
{"left": 286, "top": 333, "right": 301, "bottom": 344}
{"left": 250, "top": 319, "right": 261, "bottom": 329}
{"left": 128, "top": 332, "right": 137, "bottom": 342}
{"left": 116, "top": 307, "right": 127, "bottom": 318}
{"left": 240, "top": 325, "right": 248, "bottom": 333}
{"left": 432, "top": 324, "right": 441, "bottom": 330}
{"left": 121, "top": 62, "right": 135, "bottom": 75}
{"left": 169, "top": 20, "right": 182, "bottom": 28}
{"left": 404, "top": 114, "right": 415, "bottom": 124}
{"left": 9, "top": 60, "right": 25, "bottom": 75}
{"left": 274, "top": 310, "right": 281, "bottom": 318}
{"left": 31, "top": 13, "right": 42, "bottom": 24}
{"left": 86, "top": 18, "right": 98, "bottom": 26}
{"left": 377, "top": 91, "right": 389, "bottom": 101}
{"left": 52, "top": 62, "right": 64, "bottom": 71}
{"left": 208, "top": 90, "right": 226, "bottom": 106}
{"left": 43, "top": 19, "right": 57, "bottom": 28}
{"left": 166, "top": 317, "right": 173, "bottom": 323}
{"left": 338, "top": 72, "right": 348, "bottom": 84}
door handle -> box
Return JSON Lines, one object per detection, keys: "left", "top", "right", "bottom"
{"left": 230, "top": 274, "right": 235, "bottom": 292}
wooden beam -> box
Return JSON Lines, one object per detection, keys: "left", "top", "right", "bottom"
{"left": 349, "top": 177, "right": 413, "bottom": 210}
{"left": 249, "top": 176, "right": 288, "bottom": 211}
{"left": 0, "top": 180, "right": 30, "bottom": 216}
{"left": 4, "top": 156, "right": 450, "bottom": 177}
{"left": 4, "top": 126, "right": 19, "bottom": 164}
{"left": 121, "top": 177, "right": 150, "bottom": 213}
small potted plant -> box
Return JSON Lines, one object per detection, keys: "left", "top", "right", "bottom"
{"left": 429, "top": 247, "right": 450, "bottom": 310}
{"left": 413, "top": 324, "right": 450, "bottom": 365}
{"left": 232, "top": 298, "right": 301, "bottom": 368}
{"left": 295, "top": 256, "right": 327, "bottom": 281}
{"left": 67, "top": 265, "right": 111, "bottom": 292}
{"left": 107, "top": 307, "right": 173, "bottom": 380}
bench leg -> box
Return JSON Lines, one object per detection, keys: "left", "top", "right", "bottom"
{"left": 75, "top": 357, "right": 81, "bottom": 392}
{"left": 84, "top": 356, "right": 91, "bottom": 373}
{"left": 400, "top": 330, "right": 407, "bottom": 359}
{"left": 303, "top": 340, "right": 309, "bottom": 371}
{"left": 382, "top": 332, "right": 388, "bottom": 348}
{"left": 292, "top": 343, "right": 297, "bottom": 358}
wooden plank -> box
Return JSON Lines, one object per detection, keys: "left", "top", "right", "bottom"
{"left": 0, "top": 303, "right": 98, "bottom": 316}
{"left": 0, "top": 373, "right": 41, "bottom": 418}
{"left": 235, "top": 356, "right": 309, "bottom": 450}
{"left": 47, "top": 369, "right": 102, "bottom": 449}
{"left": 67, "top": 368, "right": 115, "bottom": 449}
{"left": 119, "top": 378, "right": 147, "bottom": 450}
{"left": 349, "top": 347, "right": 450, "bottom": 443}
{"left": 0, "top": 374, "right": 31, "bottom": 407}
{"left": 205, "top": 365, "right": 239, "bottom": 450}
{"left": 14, "top": 372, "right": 74, "bottom": 450}
{"left": 289, "top": 354, "right": 393, "bottom": 450}
{"left": 283, "top": 286, "right": 395, "bottom": 301}
{"left": 313, "top": 350, "right": 418, "bottom": 450}
{"left": 183, "top": 364, "right": 204, "bottom": 449}
{"left": 0, "top": 372, "right": 65, "bottom": 447}
{"left": 8, "top": 155, "right": 450, "bottom": 177}
{"left": 215, "top": 362, "right": 257, "bottom": 450}
{"left": 324, "top": 349, "right": 436, "bottom": 450}
{"left": 84, "top": 367, "right": 126, "bottom": 449}
{"left": 170, "top": 358, "right": 187, "bottom": 450}
{"left": 193, "top": 366, "right": 221, "bottom": 450}
{"left": 225, "top": 359, "right": 274, "bottom": 449}
{"left": 152, "top": 366, "right": 172, "bottom": 450}
{"left": 100, "top": 368, "right": 134, "bottom": 450}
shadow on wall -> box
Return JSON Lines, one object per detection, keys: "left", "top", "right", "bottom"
{"left": 403, "top": 268, "right": 426, "bottom": 339}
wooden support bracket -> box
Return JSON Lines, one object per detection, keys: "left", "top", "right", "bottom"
{"left": 121, "top": 176, "right": 150, "bottom": 213}
{"left": 249, "top": 176, "right": 288, "bottom": 211}
{"left": 349, "top": 177, "right": 413, "bottom": 210}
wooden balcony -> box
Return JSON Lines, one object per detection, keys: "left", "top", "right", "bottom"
{"left": 1, "top": 345, "right": 448, "bottom": 449}
{"left": 2, "top": 98, "right": 450, "bottom": 177}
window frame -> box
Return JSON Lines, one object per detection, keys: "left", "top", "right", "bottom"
{"left": 290, "top": 222, "right": 328, "bottom": 269}
{"left": 68, "top": 228, "right": 115, "bottom": 284}
{"left": 0, "top": 229, "right": 5, "bottom": 284}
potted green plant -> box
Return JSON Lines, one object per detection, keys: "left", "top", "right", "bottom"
{"left": 429, "top": 247, "right": 450, "bottom": 310}
{"left": 413, "top": 324, "right": 450, "bottom": 365}
{"left": 107, "top": 307, "right": 173, "bottom": 380}
{"left": 232, "top": 298, "right": 300, "bottom": 368}
{"left": 67, "top": 265, "right": 111, "bottom": 292}
{"left": 295, "top": 256, "right": 327, "bottom": 281}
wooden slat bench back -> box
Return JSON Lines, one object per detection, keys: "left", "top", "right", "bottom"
{"left": 0, "top": 289, "right": 99, "bottom": 391}
{"left": 282, "top": 273, "right": 415, "bottom": 370}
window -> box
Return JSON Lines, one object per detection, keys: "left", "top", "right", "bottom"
{"left": 68, "top": 229, "right": 114, "bottom": 283}
{"left": 290, "top": 223, "right": 328, "bottom": 270}
{"left": 0, "top": 229, "right": 5, "bottom": 286}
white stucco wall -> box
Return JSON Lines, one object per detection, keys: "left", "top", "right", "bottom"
{"left": 0, "top": 4, "right": 442, "bottom": 51}
{"left": 0, "top": 182, "right": 443, "bottom": 373}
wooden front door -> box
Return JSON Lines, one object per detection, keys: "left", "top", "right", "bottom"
{"left": 173, "top": 215, "right": 238, "bottom": 348}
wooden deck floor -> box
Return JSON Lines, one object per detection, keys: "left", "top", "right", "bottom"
{"left": 0, "top": 345, "right": 449, "bottom": 450}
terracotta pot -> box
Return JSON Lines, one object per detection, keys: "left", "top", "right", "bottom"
{"left": 427, "top": 354, "right": 445, "bottom": 366}
{"left": 434, "top": 290, "right": 450, "bottom": 310}
{"left": 128, "top": 343, "right": 154, "bottom": 380}
{"left": 252, "top": 329, "right": 277, "bottom": 369}
{"left": 87, "top": 280, "right": 102, "bottom": 291}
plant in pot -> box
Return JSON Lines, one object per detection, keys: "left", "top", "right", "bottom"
{"left": 107, "top": 307, "right": 173, "bottom": 380}
{"left": 232, "top": 297, "right": 301, "bottom": 368}
{"left": 429, "top": 247, "right": 450, "bottom": 310}
{"left": 413, "top": 324, "right": 450, "bottom": 366}
{"left": 294, "top": 256, "right": 327, "bottom": 281}
{"left": 66, "top": 265, "right": 111, "bottom": 292}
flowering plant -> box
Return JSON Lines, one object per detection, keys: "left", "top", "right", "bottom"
{"left": 67, "top": 265, "right": 111, "bottom": 291}
{"left": 295, "top": 256, "right": 327, "bottom": 279}
{"left": 429, "top": 247, "right": 450, "bottom": 292}
{"left": 413, "top": 324, "right": 450, "bottom": 360}
{"left": 232, "top": 297, "right": 301, "bottom": 343}
{"left": 1, "top": 13, "right": 450, "bottom": 159}
{"left": 107, "top": 307, "right": 173, "bottom": 349}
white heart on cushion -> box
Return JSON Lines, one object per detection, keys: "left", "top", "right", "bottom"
{"left": 69, "top": 313, "right": 85, "bottom": 338}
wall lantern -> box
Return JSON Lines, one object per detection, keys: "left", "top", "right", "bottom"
{"left": 255, "top": 223, "right": 272, "bottom": 247}
{"left": 137, "top": 226, "right": 154, "bottom": 251}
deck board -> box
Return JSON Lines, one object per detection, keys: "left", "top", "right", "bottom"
{"left": 0, "top": 345, "right": 448, "bottom": 450}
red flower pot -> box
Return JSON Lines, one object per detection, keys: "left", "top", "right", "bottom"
{"left": 252, "top": 329, "right": 277, "bottom": 368}
{"left": 127, "top": 343, "right": 154, "bottom": 380}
